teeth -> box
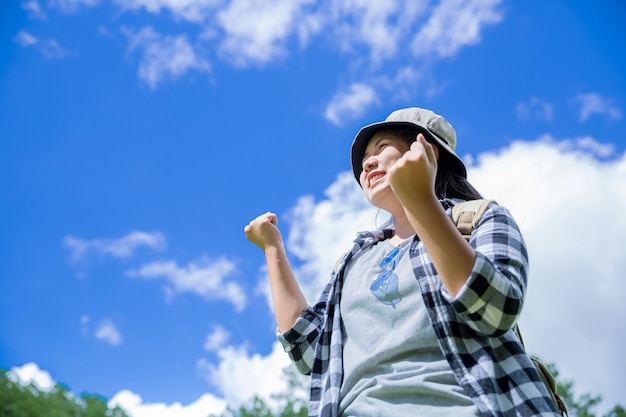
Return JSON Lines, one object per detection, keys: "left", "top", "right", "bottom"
{"left": 369, "top": 173, "right": 383, "bottom": 186}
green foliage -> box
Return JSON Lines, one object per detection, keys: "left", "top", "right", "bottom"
{"left": 546, "top": 362, "right": 625, "bottom": 417}
{"left": 211, "top": 394, "right": 307, "bottom": 417}
{"left": 0, "top": 369, "right": 130, "bottom": 417}
{"left": 209, "top": 367, "right": 307, "bottom": 417}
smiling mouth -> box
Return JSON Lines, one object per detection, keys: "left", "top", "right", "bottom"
{"left": 368, "top": 173, "right": 385, "bottom": 188}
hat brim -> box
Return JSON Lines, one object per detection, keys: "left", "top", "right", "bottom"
{"left": 350, "top": 121, "right": 467, "bottom": 185}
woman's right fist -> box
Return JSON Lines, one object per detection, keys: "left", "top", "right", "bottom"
{"left": 244, "top": 212, "right": 282, "bottom": 250}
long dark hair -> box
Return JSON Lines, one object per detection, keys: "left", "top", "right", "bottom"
{"left": 393, "top": 129, "right": 483, "bottom": 201}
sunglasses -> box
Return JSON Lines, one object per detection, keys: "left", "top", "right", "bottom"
{"left": 369, "top": 245, "right": 404, "bottom": 307}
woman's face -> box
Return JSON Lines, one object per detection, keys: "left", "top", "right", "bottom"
{"left": 359, "top": 131, "right": 411, "bottom": 206}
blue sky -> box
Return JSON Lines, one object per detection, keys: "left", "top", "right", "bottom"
{"left": 2, "top": 0, "right": 625, "bottom": 416}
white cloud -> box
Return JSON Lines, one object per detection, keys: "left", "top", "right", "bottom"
{"left": 126, "top": 257, "right": 245, "bottom": 311}
{"left": 204, "top": 325, "right": 230, "bottom": 351}
{"left": 13, "top": 30, "right": 38, "bottom": 47}
{"left": 514, "top": 96, "right": 554, "bottom": 122}
{"left": 80, "top": 315, "right": 91, "bottom": 336}
{"left": 7, "top": 363, "right": 55, "bottom": 392}
{"left": 102, "top": 0, "right": 503, "bottom": 94}
{"left": 573, "top": 92, "right": 623, "bottom": 122}
{"left": 467, "top": 137, "right": 625, "bottom": 411}
{"left": 13, "top": 30, "right": 71, "bottom": 59}
{"left": 324, "top": 83, "right": 378, "bottom": 125}
{"left": 215, "top": 0, "right": 318, "bottom": 67}
{"left": 49, "top": 0, "right": 99, "bottom": 13}
{"left": 110, "top": 390, "right": 227, "bottom": 417}
{"left": 197, "top": 341, "right": 305, "bottom": 409}
{"left": 21, "top": 0, "right": 47, "bottom": 19}
{"left": 114, "top": 0, "right": 220, "bottom": 23}
{"left": 327, "top": 1, "right": 426, "bottom": 62}
{"left": 123, "top": 26, "right": 212, "bottom": 90}
{"left": 95, "top": 319, "right": 123, "bottom": 345}
{"left": 37, "top": 38, "right": 72, "bottom": 59}
{"left": 410, "top": 0, "right": 502, "bottom": 57}
{"left": 63, "top": 230, "right": 166, "bottom": 264}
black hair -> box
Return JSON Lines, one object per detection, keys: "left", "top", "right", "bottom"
{"left": 391, "top": 129, "right": 484, "bottom": 201}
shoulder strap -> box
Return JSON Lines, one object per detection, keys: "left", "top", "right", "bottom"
{"left": 515, "top": 326, "right": 568, "bottom": 416}
{"left": 451, "top": 199, "right": 497, "bottom": 240}
{"left": 333, "top": 252, "right": 346, "bottom": 273}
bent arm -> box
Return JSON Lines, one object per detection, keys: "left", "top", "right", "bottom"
{"left": 388, "top": 136, "right": 526, "bottom": 334}
{"left": 388, "top": 136, "right": 476, "bottom": 297}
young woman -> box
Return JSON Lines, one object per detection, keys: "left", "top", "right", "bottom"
{"left": 244, "top": 107, "right": 561, "bottom": 417}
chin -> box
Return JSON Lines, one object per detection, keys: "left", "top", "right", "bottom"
{"left": 366, "top": 185, "right": 392, "bottom": 207}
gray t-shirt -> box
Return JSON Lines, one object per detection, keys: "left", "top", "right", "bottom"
{"left": 338, "top": 238, "right": 479, "bottom": 417}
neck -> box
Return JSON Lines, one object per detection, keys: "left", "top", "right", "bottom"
{"left": 392, "top": 212, "right": 415, "bottom": 240}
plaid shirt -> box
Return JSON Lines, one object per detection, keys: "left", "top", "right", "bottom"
{"left": 278, "top": 200, "right": 560, "bottom": 417}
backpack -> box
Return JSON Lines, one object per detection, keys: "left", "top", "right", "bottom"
{"left": 452, "top": 199, "right": 568, "bottom": 416}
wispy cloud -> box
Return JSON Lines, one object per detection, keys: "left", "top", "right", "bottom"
{"left": 49, "top": 0, "right": 99, "bottom": 13}
{"left": 123, "top": 26, "right": 212, "bottom": 90}
{"left": 63, "top": 230, "right": 166, "bottom": 265}
{"left": 410, "top": 0, "right": 503, "bottom": 57}
{"left": 311, "top": 1, "right": 423, "bottom": 63}
{"left": 204, "top": 325, "right": 230, "bottom": 352}
{"left": 324, "top": 83, "right": 378, "bottom": 126}
{"left": 21, "top": 0, "right": 47, "bottom": 20}
{"left": 514, "top": 97, "right": 554, "bottom": 122}
{"left": 215, "top": 0, "right": 319, "bottom": 67}
{"left": 13, "top": 30, "right": 71, "bottom": 59}
{"left": 103, "top": 0, "right": 502, "bottom": 108}
{"left": 573, "top": 92, "right": 622, "bottom": 122}
{"left": 95, "top": 319, "right": 123, "bottom": 346}
{"left": 113, "top": 0, "right": 218, "bottom": 22}
{"left": 13, "top": 30, "right": 38, "bottom": 47}
{"left": 126, "top": 257, "right": 245, "bottom": 311}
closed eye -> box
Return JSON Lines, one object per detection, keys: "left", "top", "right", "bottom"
{"left": 362, "top": 138, "right": 392, "bottom": 164}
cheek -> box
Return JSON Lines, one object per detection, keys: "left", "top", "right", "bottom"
{"left": 381, "top": 148, "right": 404, "bottom": 165}
{"left": 359, "top": 171, "right": 368, "bottom": 188}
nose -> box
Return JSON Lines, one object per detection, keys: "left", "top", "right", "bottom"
{"left": 362, "top": 156, "right": 378, "bottom": 173}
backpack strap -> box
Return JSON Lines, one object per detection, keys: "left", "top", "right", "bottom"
{"left": 515, "top": 326, "right": 569, "bottom": 416}
{"left": 451, "top": 199, "right": 497, "bottom": 240}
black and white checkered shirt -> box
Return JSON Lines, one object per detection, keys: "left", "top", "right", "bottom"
{"left": 278, "top": 200, "right": 560, "bottom": 417}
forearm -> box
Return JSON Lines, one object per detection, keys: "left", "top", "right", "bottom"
{"left": 403, "top": 195, "right": 476, "bottom": 297}
{"left": 264, "top": 244, "right": 308, "bottom": 332}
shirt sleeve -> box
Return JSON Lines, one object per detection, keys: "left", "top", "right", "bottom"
{"left": 276, "top": 307, "right": 322, "bottom": 375}
{"left": 442, "top": 203, "right": 529, "bottom": 336}
{"left": 276, "top": 278, "right": 333, "bottom": 375}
